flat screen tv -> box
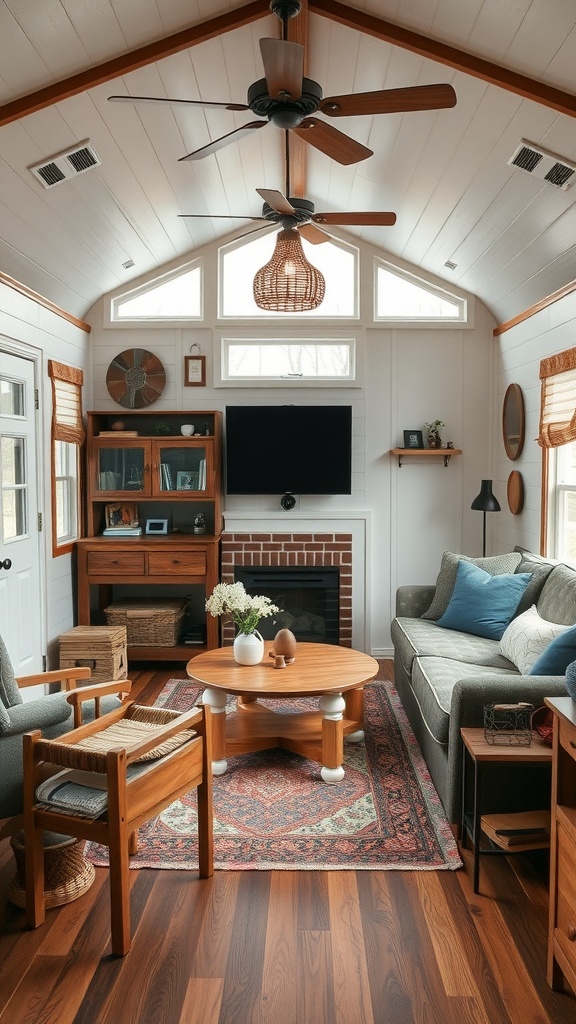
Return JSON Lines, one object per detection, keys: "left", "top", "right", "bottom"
{"left": 225, "top": 405, "right": 352, "bottom": 495}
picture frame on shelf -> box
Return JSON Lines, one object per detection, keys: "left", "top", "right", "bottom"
{"left": 184, "top": 355, "right": 206, "bottom": 387}
{"left": 176, "top": 471, "right": 198, "bottom": 491}
{"left": 145, "top": 518, "right": 169, "bottom": 535}
{"left": 104, "top": 503, "right": 139, "bottom": 528}
{"left": 403, "top": 430, "right": 424, "bottom": 449}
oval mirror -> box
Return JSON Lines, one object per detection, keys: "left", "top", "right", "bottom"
{"left": 502, "top": 383, "right": 525, "bottom": 461}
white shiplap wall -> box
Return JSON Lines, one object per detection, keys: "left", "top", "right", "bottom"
{"left": 0, "top": 281, "right": 91, "bottom": 667}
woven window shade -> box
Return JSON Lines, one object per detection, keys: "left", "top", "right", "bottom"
{"left": 538, "top": 346, "right": 576, "bottom": 448}
{"left": 48, "top": 360, "right": 85, "bottom": 445}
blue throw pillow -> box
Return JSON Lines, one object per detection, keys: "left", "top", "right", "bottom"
{"left": 529, "top": 624, "right": 576, "bottom": 675}
{"left": 436, "top": 560, "right": 532, "bottom": 640}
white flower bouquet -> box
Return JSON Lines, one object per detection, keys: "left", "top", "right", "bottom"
{"left": 205, "top": 582, "right": 280, "bottom": 635}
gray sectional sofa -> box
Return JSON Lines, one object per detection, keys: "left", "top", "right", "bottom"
{"left": 391, "top": 549, "right": 574, "bottom": 824}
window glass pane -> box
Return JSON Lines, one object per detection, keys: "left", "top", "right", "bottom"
{"left": 225, "top": 342, "right": 352, "bottom": 378}
{"left": 54, "top": 440, "right": 78, "bottom": 544}
{"left": 0, "top": 379, "right": 24, "bottom": 416}
{"left": 113, "top": 265, "right": 201, "bottom": 319}
{"left": 221, "top": 233, "right": 356, "bottom": 317}
{"left": 2, "top": 436, "right": 25, "bottom": 485}
{"left": 376, "top": 264, "right": 465, "bottom": 319}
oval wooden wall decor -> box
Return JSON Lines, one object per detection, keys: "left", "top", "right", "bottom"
{"left": 106, "top": 349, "right": 166, "bottom": 409}
{"left": 507, "top": 470, "right": 524, "bottom": 515}
{"left": 502, "top": 383, "right": 525, "bottom": 461}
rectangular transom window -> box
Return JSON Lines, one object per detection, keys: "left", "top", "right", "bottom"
{"left": 219, "top": 338, "right": 356, "bottom": 384}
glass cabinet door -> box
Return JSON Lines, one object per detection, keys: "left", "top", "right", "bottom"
{"left": 154, "top": 440, "right": 213, "bottom": 496}
{"left": 95, "top": 442, "right": 148, "bottom": 494}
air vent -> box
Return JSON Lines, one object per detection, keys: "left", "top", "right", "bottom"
{"left": 508, "top": 139, "right": 576, "bottom": 190}
{"left": 29, "top": 141, "right": 101, "bottom": 189}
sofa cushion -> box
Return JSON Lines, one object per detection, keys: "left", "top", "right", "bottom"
{"left": 422, "top": 550, "right": 522, "bottom": 620}
{"left": 0, "top": 635, "right": 22, "bottom": 709}
{"left": 514, "top": 555, "right": 555, "bottom": 615}
{"left": 392, "top": 616, "right": 515, "bottom": 678}
{"left": 529, "top": 623, "right": 576, "bottom": 675}
{"left": 499, "top": 604, "right": 572, "bottom": 674}
{"left": 537, "top": 563, "right": 576, "bottom": 625}
{"left": 436, "top": 561, "right": 531, "bottom": 640}
{"left": 410, "top": 657, "right": 519, "bottom": 746}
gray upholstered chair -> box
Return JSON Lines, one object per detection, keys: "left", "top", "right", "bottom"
{"left": 0, "top": 633, "right": 130, "bottom": 822}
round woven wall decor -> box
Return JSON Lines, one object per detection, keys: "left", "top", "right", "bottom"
{"left": 106, "top": 348, "right": 166, "bottom": 409}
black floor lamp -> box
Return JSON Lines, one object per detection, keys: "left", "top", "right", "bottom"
{"left": 471, "top": 480, "right": 501, "bottom": 557}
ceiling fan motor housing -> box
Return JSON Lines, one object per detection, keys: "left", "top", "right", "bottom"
{"left": 261, "top": 198, "right": 315, "bottom": 226}
{"left": 248, "top": 77, "right": 323, "bottom": 128}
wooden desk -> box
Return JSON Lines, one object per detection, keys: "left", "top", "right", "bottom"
{"left": 460, "top": 726, "right": 553, "bottom": 894}
{"left": 187, "top": 642, "right": 379, "bottom": 784}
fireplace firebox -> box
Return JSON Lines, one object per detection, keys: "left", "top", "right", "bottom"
{"left": 235, "top": 566, "right": 339, "bottom": 644}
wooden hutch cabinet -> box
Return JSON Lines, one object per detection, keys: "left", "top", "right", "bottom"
{"left": 76, "top": 410, "right": 223, "bottom": 662}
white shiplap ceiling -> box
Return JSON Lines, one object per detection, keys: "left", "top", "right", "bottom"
{"left": 1, "top": 0, "right": 576, "bottom": 324}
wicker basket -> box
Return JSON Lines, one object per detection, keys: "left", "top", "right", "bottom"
{"left": 59, "top": 625, "right": 128, "bottom": 682}
{"left": 105, "top": 598, "right": 186, "bottom": 646}
{"left": 8, "top": 831, "right": 95, "bottom": 909}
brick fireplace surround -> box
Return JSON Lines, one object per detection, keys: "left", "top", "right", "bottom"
{"left": 220, "top": 532, "right": 353, "bottom": 646}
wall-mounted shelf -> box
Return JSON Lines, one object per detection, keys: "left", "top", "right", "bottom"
{"left": 390, "top": 448, "right": 463, "bottom": 468}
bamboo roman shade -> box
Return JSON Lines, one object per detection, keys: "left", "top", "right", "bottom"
{"left": 538, "top": 346, "right": 576, "bottom": 448}
{"left": 48, "top": 360, "right": 85, "bottom": 445}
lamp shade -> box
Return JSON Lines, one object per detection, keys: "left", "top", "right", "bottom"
{"left": 253, "top": 228, "right": 326, "bottom": 312}
{"left": 471, "top": 479, "right": 501, "bottom": 513}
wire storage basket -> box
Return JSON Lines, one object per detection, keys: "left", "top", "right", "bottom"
{"left": 484, "top": 702, "right": 534, "bottom": 746}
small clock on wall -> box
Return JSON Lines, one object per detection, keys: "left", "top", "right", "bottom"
{"left": 106, "top": 348, "right": 166, "bottom": 409}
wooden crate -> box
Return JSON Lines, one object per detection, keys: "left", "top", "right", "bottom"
{"left": 104, "top": 598, "right": 186, "bottom": 647}
{"left": 59, "top": 625, "right": 128, "bottom": 682}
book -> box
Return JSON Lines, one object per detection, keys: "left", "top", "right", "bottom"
{"left": 103, "top": 526, "right": 142, "bottom": 537}
{"left": 481, "top": 810, "right": 550, "bottom": 849}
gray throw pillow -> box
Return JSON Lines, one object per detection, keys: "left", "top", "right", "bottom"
{"left": 0, "top": 693, "right": 11, "bottom": 732}
{"left": 422, "top": 550, "right": 522, "bottom": 621}
{"left": 514, "top": 558, "right": 554, "bottom": 616}
{"left": 0, "top": 634, "right": 22, "bottom": 709}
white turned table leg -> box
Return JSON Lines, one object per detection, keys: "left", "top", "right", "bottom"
{"left": 202, "top": 687, "right": 228, "bottom": 775}
{"left": 319, "top": 692, "right": 346, "bottom": 784}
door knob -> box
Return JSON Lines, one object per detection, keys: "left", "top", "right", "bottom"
{"left": 1, "top": 558, "right": 12, "bottom": 570}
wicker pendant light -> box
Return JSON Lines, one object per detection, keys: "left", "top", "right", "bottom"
{"left": 253, "top": 227, "right": 325, "bottom": 312}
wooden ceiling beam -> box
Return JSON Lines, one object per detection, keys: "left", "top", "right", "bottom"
{"left": 0, "top": 0, "right": 270, "bottom": 129}
{"left": 310, "top": 0, "right": 576, "bottom": 119}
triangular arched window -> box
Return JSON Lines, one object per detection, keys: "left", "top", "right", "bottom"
{"left": 375, "top": 259, "right": 466, "bottom": 322}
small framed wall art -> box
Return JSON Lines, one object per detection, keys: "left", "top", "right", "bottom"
{"left": 184, "top": 355, "right": 206, "bottom": 387}
{"left": 403, "top": 429, "right": 424, "bottom": 449}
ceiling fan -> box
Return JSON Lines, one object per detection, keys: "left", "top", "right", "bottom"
{"left": 179, "top": 132, "right": 397, "bottom": 243}
{"left": 108, "top": 0, "right": 457, "bottom": 167}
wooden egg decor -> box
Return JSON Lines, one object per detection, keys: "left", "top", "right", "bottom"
{"left": 273, "top": 628, "right": 297, "bottom": 662}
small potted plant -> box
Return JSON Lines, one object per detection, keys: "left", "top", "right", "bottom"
{"left": 424, "top": 419, "right": 444, "bottom": 448}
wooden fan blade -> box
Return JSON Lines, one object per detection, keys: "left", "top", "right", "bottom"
{"left": 108, "top": 94, "right": 248, "bottom": 111}
{"left": 312, "top": 212, "right": 397, "bottom": 226}
{"left": 259, "top": 39, "right": 304, "bottom": 99}
{"left": 320, "top": 84, "right": 457, "bottom": 117}
{"left": 179, "top": 121, "right": 267, "bottom": 161}
{"left": 298, "top": 223, "right": 329, "bottom": 244}
{"left": 179, "top": 214, "right": 268, "bottom": 221}
{"left": 255, "top": 188, "right": 295, "bottom": 214}
{"left": 292, "top": 119, "right": 372, "bottom": 165}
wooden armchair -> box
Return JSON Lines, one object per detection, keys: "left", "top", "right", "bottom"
{"left": 23, "top": 701, "right": 213, "bottom": 956}
{"left": 0, "top": 633, "right": 131, "bottom": 824}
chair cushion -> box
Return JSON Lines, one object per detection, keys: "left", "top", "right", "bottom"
{"left": 436, "top": 561, "right": 531, "bottom": 640}
{"left": 0, "top": 693, "right": 11, "bottom": 731}
{"left": 422, "top": 550, "right": 522, "bottom": 620}
{"left": 0, "top": 635, "right": 22, "bottom": 709}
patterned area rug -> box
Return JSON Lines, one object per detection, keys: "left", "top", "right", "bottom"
{"left": 86, "top": 680, "right": 461, "bottom": 871}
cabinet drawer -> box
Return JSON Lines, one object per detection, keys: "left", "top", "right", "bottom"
{"left": 558, "top": 718, "right": 576, "bottom": 763}
{"left": 87, "top": 551, "right": 145, "bottom": 575}
{"left": 147, "top": 551, "right": 207, "bottom": 576}
{"left": 555, "top": 824, "right": 576, "bottom": 974}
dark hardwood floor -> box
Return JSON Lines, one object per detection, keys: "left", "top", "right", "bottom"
{"left": 0, "top": 660, "right": 574, "bottom": 1024}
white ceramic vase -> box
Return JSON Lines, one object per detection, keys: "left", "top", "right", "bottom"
{"left": 233, "top": 629, "right": 264, "bottom": 666}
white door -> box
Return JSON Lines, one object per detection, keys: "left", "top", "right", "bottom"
{"left": 0, "top": 348, "right": 43, "bottom": 674}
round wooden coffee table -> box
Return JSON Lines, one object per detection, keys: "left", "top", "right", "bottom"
{"left": 187, "top": 641, "right": 378, "bottom": 783}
